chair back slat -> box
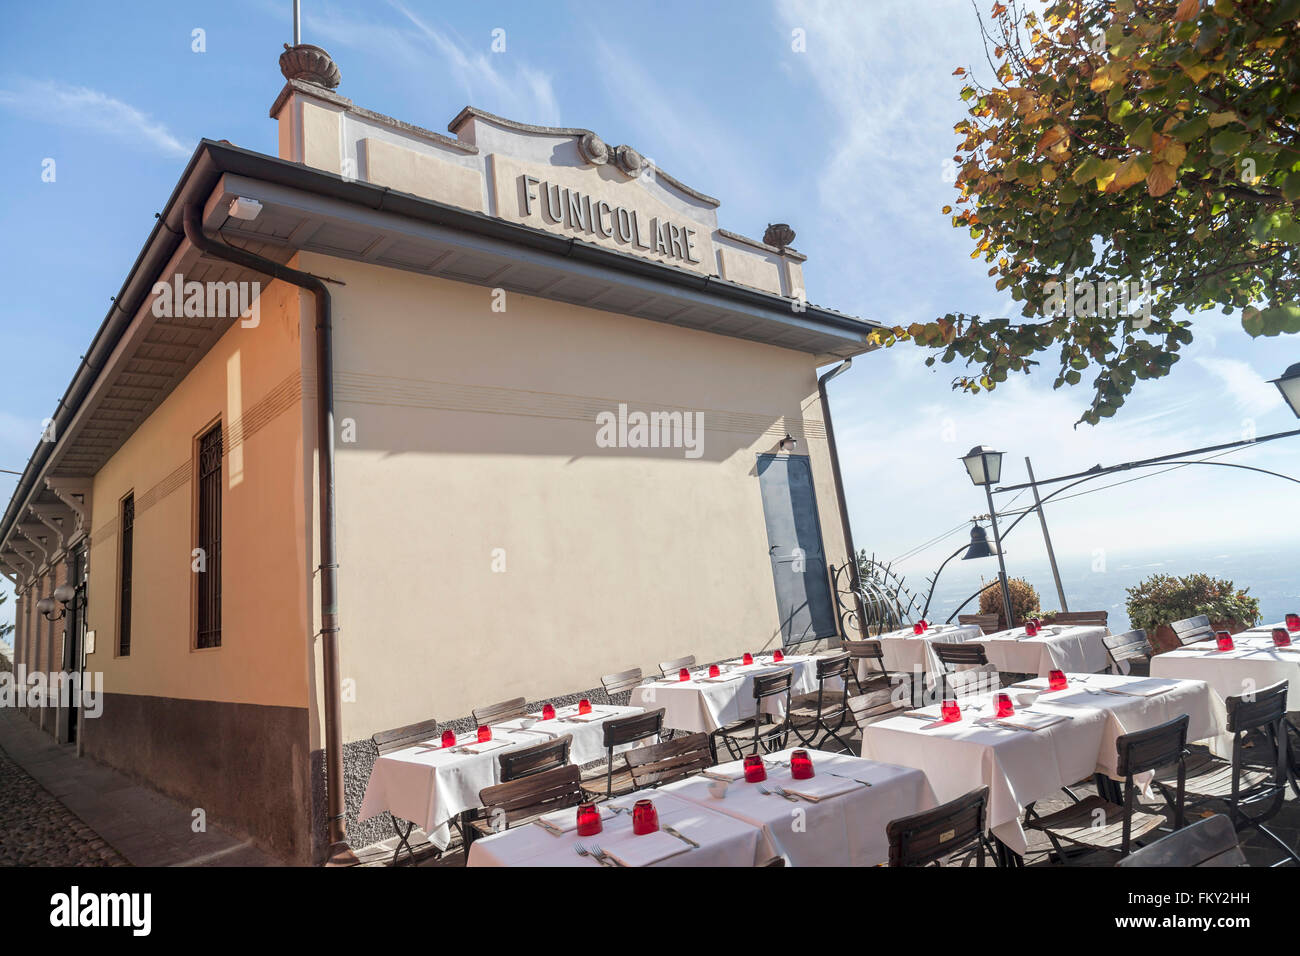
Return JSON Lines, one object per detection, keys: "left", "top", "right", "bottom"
{"left": 848, "top": 688, "right": 903, "bottom": 728}
{"left": 843, "top": 639, "right": 885, "bottom": 665}
{"left": 887, "top": 786, "right": 989, "bottom": 867}
{"left": 752, "top": 667, "right": 794, "bottom": 700}
{"left": 497, "top": 734, "right": 573, "bottom": 783}
{"left": 957, "top": 613, "right": 1000, "bottom": 632}
{"left": 1116, "top": 714, "right": 1189, "bottom": 777}
{"left": 943, "top": 663, "right": 1001, "bottom": 699}
{"left": 626, "top": 733, "right": 714, "bottom": 789}
{"left": 1103, "top": 628, "right": 1152, "bottom": 666}
{"left": 472, "top": 697, "right": 527, "bottom": 726}
{"left": 1117, "top": 814, "right": 1247, "bottom": 868}
{"left": 933, "top": 642, "right": 988, "bottom": 669}
{"left": 372, "top": 718, "right": 440, "bottom": 755}
{"left": 602, "top": 708, "right": 664, "bottom": 748}
{"left": 601, "top": 667, "right": 643, "bottom": 697}
{"left": 1052, "top": 610, "right": 1108, "bottom": 626}
{"left": 1171, "top": 614, "right": 1215, "bottom": 646}
{"left": 659, "top": 655, "right": 696, "bottom": 677}
{"left": 815, "top": 652, "right": 852, "bottom": 683}
{"left": 478, "top": 765, "right": 583, "bottom": 828}
{"left": 1226, "top": 680, "right": 1289, "bottom": 733}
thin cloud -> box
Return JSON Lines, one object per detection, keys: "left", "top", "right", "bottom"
{"left": 0, "top": 79, "right": 189, "bottom": 158}
{"left": 1194, "top": 357, "right": 1282, "bottom": 416}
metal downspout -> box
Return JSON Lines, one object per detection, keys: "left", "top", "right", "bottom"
{"left": 817, "top": 359, "right": 867, "bottom": 640}
{"left": 182, "top": 203, "right": 352, "bottom": 866}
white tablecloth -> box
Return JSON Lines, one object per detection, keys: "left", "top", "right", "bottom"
{"left": 629, "top": 655, "right": 833, "bottom": 733}
{"left": 860, "top": 673, "right": 1224, "bottom": 856}
{"left": 979, "top": 624, "right": 1111, "bottom": 677}
{"left": 661, "top": 747, "right": 936, "bottom": 866}
{"left": 466, "top": 790, "right": 762, "bottom": 867}
{"left": 359, "top": 704, "right": 644, "bottom": 849}
{"left": 1152, "top": 633, "right": 1300, "bottom": 710}
{"left": 872, "top": 624, "right": 984, "bottom": 678}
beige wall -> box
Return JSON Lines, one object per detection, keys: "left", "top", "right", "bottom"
{"left": 84, "top": 279, "right": 312, "bottom": 709}
{"left": 301, "top": 254, "right": 851, "bottom": 742}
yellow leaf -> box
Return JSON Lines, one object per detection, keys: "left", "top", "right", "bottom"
{"left": 1146, "top": 163, "right": 1178, "bottom": 197}
{"left": 1035, "top": 125, "right": 1068, "bottom": 154}
{"left": 1158, "top": 140, "right": 1187, "bottom": 168}
{"left": 1207, "top": 111, "right": 1238, "bottom": 127}
{"left": 1041, "top": 164, "right": 1058, "bottom": 182}
{"left": 1109, "top": 157, "right": 1149, "bottom": 191}
{"left": 1173, "top": 0, "right": 1200, "bottom": 21}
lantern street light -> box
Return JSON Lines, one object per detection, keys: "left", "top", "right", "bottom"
{"left": 960, "top": 445, "right": 1016, "bottom": 629}
{"left": 1270, "top": 363, "right": 1300, "bottom": 419}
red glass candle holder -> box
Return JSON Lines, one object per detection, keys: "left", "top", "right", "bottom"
{"left": 913, "top": 622, "right": 925, "bottom": 635}
{"left": 1032, "top": 617, "right": 1042, "bottom": 630}
{"left": 940, "top": 698, "right": 961, "bottom": 723}
{"left": 995, "top": 693, "right": 1014, "bottom": 718}
{"left": 578, "top": 699, "right": 592, "bottom": 714}
{"left": 1025, "top": 621, "right": 1039, "bottom": 637}
{"left": 773, "top": 649, "right": 784, "bottom": 662}
{"left": 678, "top": 668, "right": 691, "bottom": 682}
{"left": 790, "top": 749, "right": 814, "bottom": 780}
{"left": 631, "top": 799, "right": 659, "bottom": 835}
{"left": 708, "top": 664, "right": 720, "bottom": 678}
{"left": 441, "top": 729, "right": 456, "bottom": 748}
{"left": 1215, "top": 631, "right": 1235, "bottom": 652}
{"left": 1287, "top": 613, "right": 1300, "bottom": 633}
{"left": 742, "top": 652, "right": 754, "bottom": 665}
{"left": 576, "top": 802, "right": 603, "bottom": 837}
{"left": 541, "top": 703, "right": 556, "bottom": 720}
{"left": 1272, "top": 628, "right": 1292, "bottom": 648}
{"left": 1049, "top": 669, "right": 1068, "bottom": 691}
{"left": 476, "top": 725, "right": 492, "bottom": 743}
{"left": 743, "top": 754, "right": 767, "bottom": 783}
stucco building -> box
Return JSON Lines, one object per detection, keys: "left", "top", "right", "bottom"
{"left": 0, "top": 45, "right": 879, "bottom": 863}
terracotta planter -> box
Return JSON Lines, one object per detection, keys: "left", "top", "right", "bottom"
{"left": 1150, "top": 619, "right": 1246, "bottom": 655}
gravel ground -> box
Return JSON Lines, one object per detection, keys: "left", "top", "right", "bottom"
{"left": 0, "top": 742, "right": 126, "bottom": 867}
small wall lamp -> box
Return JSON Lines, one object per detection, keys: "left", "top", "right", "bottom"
{"left": 779, "top": 433, "right": 798, "bottom": 452}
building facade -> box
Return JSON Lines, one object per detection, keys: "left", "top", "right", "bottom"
{"left": 0, "top": 46, "right": 878, "bottom": 863}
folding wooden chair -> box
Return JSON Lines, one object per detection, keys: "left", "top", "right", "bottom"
{"left": 887, "top": 787, "right": 994, "bottom": 867}
{"left": 713, "top": 668, "right": 794, "bottom": 760}
{"left": 789, "top": 652, "right": 854, "bottom": 753}
{"left": 1103, "top": 628, "right": 1153, "bottom": 677}
{"left": 370, "top": 717, "right": 440, "bottom": 864}
{"left": 626, "top": 733, "right": 714, "bottom": 789}
{"left": 579, "top": 708, "right": 665, "bottom": 799}
{"left": 475, "top": 766, "right": 584, "bottom": 839}
{"left": 472, "top": 697, "right": 527, "bottom": 726}
{"left": 1117, "top": 814, "right": 1247, "bottom": 868}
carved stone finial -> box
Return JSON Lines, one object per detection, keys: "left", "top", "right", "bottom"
{"left": 578, "top": 132, "right": 609, "bottom": 166}
{"left": 614, "top": 144, "right": 645, "bottom": 177}
{"left": 279, "top": 43, "right": 341, "bottom": 89}
{"left": 763, "top": 223, "right": 796, "bottom": 249}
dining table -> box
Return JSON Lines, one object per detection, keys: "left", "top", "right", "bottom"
{"left": 661, "top": 747, "right": 937, "bottom": 866}
{"left": 860, "top": 672, "right": 1226, "bottom": 858}
{"left": 358, "top": 703, "right": 645, "bottom": 851}
{"left": 870, "top": 623, "right": 985, "bottom": 679}
{"left": 1151, "top": 629, "right": 1300, "bottom": 710}
{"left": 977, "top": 623, "right": 1112, "bottom": 678}
{"left": 629, "top": 653, "right": 835, "bottom": 734}
{"left": 466, "top": 789, "right": 763, "bottom": 867}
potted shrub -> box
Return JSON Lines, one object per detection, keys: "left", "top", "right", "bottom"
{"left": 978, "top": 576, "right": 1041, "bottom": 630}
{"left": 1125, "top": 573, "right": 1261, "bottom": 653}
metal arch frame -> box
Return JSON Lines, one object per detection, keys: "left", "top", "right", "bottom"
{"left": 832, "top": 554, "right": 922, "bottom": 637}
{"left": 942, "top": 455, "right": 1300, "bottom": 623}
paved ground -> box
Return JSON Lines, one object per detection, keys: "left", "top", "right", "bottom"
{"left": 0, "top": 709, "right": 284, "bottom": 866}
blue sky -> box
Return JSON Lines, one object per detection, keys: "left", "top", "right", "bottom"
{"left": 1, "top": 0, "right": 1297, "bottom": 636}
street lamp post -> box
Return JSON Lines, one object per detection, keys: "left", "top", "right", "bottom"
{"left": 961, "top": 445, "right": 1016, "bottom": 629}
{"left": 1270, "top": 363, "right": 1300, "bottom": 419}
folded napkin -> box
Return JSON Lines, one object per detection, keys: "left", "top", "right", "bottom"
{"left": 457, "top": 738, "right": 513, "bottom": 755}
{"left": 698, "top": 674, "right": 744, "bottom": 683}
{"left": 777, "top": 773, "right": 863, "bottom": 802}
{"left": 701, "top": 766, "right": 746, "bottom": 782}
{"left": 601, "top": 830, "right": 690, "bottom": 867}
{"left": 557, "top": 710, "right": 608, "bottom": 722}
{"left": 533, "top": 804, "right": 615, "bottom": 835}
{"left": 1101, "top": 678, "right": 1177, "bottom": 697}
{"left": 995, "top": 711, "right": 1068, "bottom": 732}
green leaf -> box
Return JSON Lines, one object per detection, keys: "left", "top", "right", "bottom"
{"left": 1210, "top": 129, "right": 1251, "bottom": 155}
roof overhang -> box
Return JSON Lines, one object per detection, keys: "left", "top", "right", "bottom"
{"left": 0, "top": 139, "right": 881, "bottom": 582}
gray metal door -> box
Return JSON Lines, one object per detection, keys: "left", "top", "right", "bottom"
{"left": 756, "top": 454, "right": 837, "bottom": 644}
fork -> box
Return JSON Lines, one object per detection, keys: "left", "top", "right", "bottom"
{"left": 574, "top": 842, "right": 614, "bottom": 867}
{"left": 757, "top": 784, "right": 799, "bottom": 802}
{"left": 590, "top": 843, "right": 626, "bottom": 867}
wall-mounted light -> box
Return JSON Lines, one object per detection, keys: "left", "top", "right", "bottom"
{"left": 228, "top": 197, "right": 263, "bottom": 221}
{"left": 36, "top": 596, "right": 64, "bottom": 622}
{"left": 779, "top": 433, "right": 798, "bottom": 452}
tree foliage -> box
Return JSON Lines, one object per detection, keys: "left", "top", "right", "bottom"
{"left": 875, "top": 0, "right": 1300, "bottom": 424}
